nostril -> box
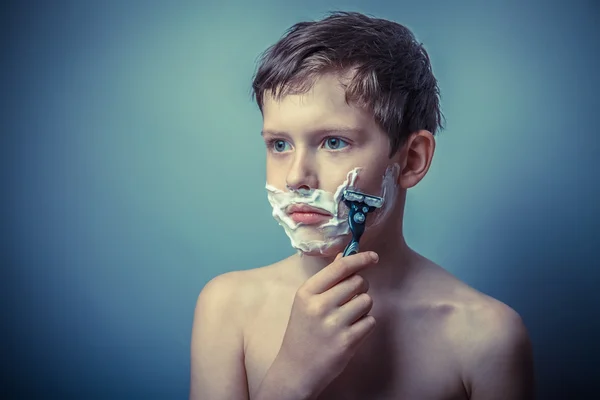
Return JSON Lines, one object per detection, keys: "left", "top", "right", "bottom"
{"left": 297, "top": 188, "right": 312, "bottom": 197}
{"left": 286, "top": 184, "right": 314, "bottom": 196}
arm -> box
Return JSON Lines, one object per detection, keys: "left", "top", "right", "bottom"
{"left": 466, "top": 307, "right": 535, "bottom": 400}
{"left": 189, "top": 272, "right": 249, "bottom": 400}
{"left": 252, "top": 357, "right": 317, "bottom": 400}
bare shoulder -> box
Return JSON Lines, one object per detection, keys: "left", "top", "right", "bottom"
{"left": 189, "top": 269, "right": 256, "bottom": 399}
{"left": 444, "top": 277, "right": 532, "bottom": 366}
{"left": 454, "top": 287, "right": 534, "bottom": 399}
{"left": 416, "top": 263, "right": 529, "bottom": 342}
{"left": 189, "top": 258, "right": 296, "bottom": 399}
{"left": 405, "top": 256, "right": 528, "bottom": 336}
{"left": 407, "top": 258, "right": 534, "bottom": 399}
{"left": 196, "top": 256, "right": 297, "bottom": 322}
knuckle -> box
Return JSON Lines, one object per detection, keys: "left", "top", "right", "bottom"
{"left": 363, "top": 279, "right": 370, "bottom": 292}
{"left": 307, "top": 299, "right": 326, "bottom": 317}
{"left": 360, "top": 293, "right": 373, "bottom": 308}
{"left": 295, "top": 287, "right": 310, "bottom": 302}
{"left": 337, "top": 257, "right": 351, "bottom": 272}
{"left": 367, "top": 315, "right": 377, "bottom": 327}
{"left": 338, "top": 331, "right": 355, "bottom": 350}
{"left": 324, "top": 314, "right": 340, "bottom": 330}
{"left": 350, "top": 274, "right": 363, "bottom": 287}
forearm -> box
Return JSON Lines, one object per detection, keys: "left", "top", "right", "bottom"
{"left": 252, "top": 358, "right": 319, "bottom": 400}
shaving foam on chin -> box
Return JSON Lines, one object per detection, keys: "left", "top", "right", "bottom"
{"left": 266, "top": 168, "right": 361, "bottom": 255}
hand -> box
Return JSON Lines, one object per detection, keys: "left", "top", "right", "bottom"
{"left": 275, "top": 251, "right": 379, "bottom": 397}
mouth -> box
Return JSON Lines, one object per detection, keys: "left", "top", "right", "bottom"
{"left": 287, "top": 204, "right": 333, "bottom": 225}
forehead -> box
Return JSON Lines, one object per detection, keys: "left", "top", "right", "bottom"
{"left": 262, "top": 73, "right": 374, "bottom": 132}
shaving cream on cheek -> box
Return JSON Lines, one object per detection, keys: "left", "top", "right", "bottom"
{"left": 368, "top": 163, "right": 401, "bottom": 228}
{"left": 265, "top": 168, "right": 361, "bottom": 255}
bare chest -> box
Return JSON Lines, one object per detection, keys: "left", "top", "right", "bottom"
{"left": 243, "top": 296, "right": 468, "bottom": 400}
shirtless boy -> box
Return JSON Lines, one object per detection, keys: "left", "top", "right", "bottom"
{"left": 190, "top": 11, "right": 535, "bottom": 400}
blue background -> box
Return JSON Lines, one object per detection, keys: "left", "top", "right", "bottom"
{"left": 3, "top": 0, "right": 599, "bottom": 398}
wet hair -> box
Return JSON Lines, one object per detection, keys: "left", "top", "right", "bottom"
{"left": 251, "top": 11, "right": 444, "bottom": 157}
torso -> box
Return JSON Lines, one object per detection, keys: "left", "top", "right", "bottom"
{"left": 240, "top": 255, "right": 494, "bottom": 400}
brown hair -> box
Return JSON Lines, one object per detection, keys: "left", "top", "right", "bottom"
{"left": 251, "top": 11, "right": 444, "bottom": 157}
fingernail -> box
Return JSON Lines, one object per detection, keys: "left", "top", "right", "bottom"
{"left": 370, "top": 252, "right": 379, "bottom": 262}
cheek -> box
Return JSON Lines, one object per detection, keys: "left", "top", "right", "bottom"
{"left": 320, "top": 170, "right": 353, "bottom": 192}
{"left": 266, "top": 157, "right": 284, "bottom": 184}
{"left": 350, "top": 147, "right": 393, "bottom": 193}
{"left": 319, "top": 162, "right": 387, "bottom": 196}
{"left": 353, "top": 167, "right": 387, "bottom": 195}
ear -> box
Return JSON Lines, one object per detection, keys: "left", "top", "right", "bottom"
{"left": 396, "top": 130, "right": 436, "bottom": 189}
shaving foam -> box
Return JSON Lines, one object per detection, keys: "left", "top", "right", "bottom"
{"left": 265, "top": 163, "right": 401, "bottom": 255}
{"left": 368, "top": 163, "right": 401, "bottom": 228}
{"left": 266, "top": 168, "right": 360, "bottom": 254}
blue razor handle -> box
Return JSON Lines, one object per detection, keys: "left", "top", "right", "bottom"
{"left": 342, "top": 201, "right": 375, "bottom": 257}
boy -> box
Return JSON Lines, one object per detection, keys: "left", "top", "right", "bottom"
{"left": 190, "top": 11, "right": 534, "bottom": 400}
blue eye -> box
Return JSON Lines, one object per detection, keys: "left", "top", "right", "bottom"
{"left": 323, "top": 137, "right": 348, "bottom": 150}
{"left": 271, "top": 139, "right": 291, "bottom": 152}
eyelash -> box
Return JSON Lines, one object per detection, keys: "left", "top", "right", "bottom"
{"left": 265, "top": 137, "right": 350, "bottom": 153}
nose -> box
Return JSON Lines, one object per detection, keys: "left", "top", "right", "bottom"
{"left": 286, "top": 149, "right": 318, "bottom": 192}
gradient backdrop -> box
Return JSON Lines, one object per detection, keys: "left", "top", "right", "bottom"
{"left": 3, "top": 0, "right": 599, "bottom": 398}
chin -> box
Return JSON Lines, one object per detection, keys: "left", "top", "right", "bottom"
{"left": 294, "top": 237, "right": 347, "bottom": 258}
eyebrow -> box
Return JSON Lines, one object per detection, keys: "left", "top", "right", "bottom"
{"left": 260, "top": 127, "right": 365, "bottom": 137}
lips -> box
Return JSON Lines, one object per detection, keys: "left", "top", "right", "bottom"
{"left": 287, "top": 204, "right": 332, "bottom": 216}
{"left": 287, "top": 204, "right": 333, "bottom": 225}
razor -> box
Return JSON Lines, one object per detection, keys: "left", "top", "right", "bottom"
{"left": 341, "top": 189, "right": 384, "bottom": 257}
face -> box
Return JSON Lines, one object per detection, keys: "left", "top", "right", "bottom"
{"left": 262, "top": 73, "right": 402, "bottom": 256}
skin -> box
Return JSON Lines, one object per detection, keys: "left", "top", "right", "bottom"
{"left": 190, "top": 72, "right": 535, "bottom": 399}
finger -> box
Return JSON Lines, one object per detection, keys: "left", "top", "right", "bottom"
{"left": 336, "top": 293, "right": 374, "bottom": 326}
{"left": 345, "top": 314, "right": 377, "bottom": 350}
{"left": 305, "top": 252, "right": 378, "bottom": 294}
{"left": 321, "top": 274, "right": 369, "bottom": 306}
